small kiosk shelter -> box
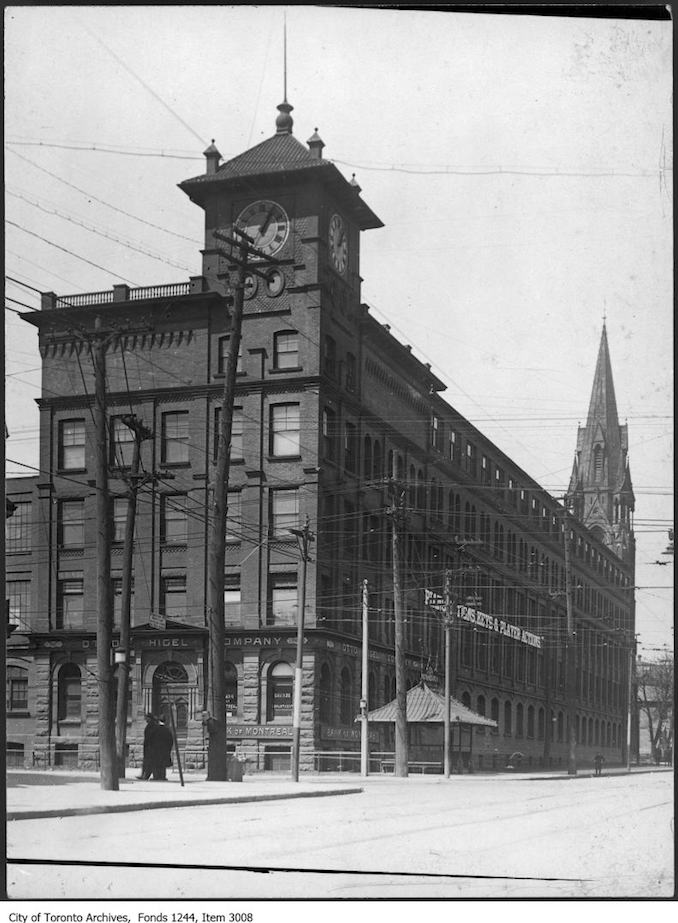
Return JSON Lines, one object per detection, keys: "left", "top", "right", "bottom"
{"left": 365, "top": 681, "right": 497, "bottom": 773}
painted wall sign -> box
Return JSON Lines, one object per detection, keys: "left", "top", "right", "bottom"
{"left": 424, "top": 591, "right": 543, "bottom": 648}
{"left": 320, "top": 725, "right": 379, "bottom": 743}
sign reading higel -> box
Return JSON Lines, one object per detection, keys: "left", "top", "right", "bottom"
{"left": 423, "top": 591, "right": 542, "bottom": 649}
{"left": 227, "top": 724, "right": 293, "bottom": 738}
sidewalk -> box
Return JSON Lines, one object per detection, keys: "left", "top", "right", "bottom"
{"left": 6, "top": 770, "right": 364, "bottom": 821}
{"left": 6, "top": 764, "right": 671, "bottom": 821}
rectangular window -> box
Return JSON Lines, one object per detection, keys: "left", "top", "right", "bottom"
{"left": 495, "top": 466, "right": 504, "bottom": 500}
{"left": 270, "top": 489, "right": 299, "bottom": 537}
{"left": 344, "top": 421, "right": 357, "bottom": 472}
{"left": 112, "top": 497, "right": 128, "bottom": 543}
{"left": 59, "top": 419, "right": 86, "bottom": 470}
{"left": 214, "top": 406, "right": 244, "bottom": 461}
{"left": 162, "top": 411, "right": 189, "bottom": 465}
{"left": 161, "top": 495, "right": 188, "bottom": 545}
{"left": 112, "top": 577, "right": 134, "bottom": 629}
{"left": 345, "top": 352, "right": 356, "bottom": 391}
{"left": 7, "top": 666, "right": 28, "bottom": 711}
{"left": 481, "top": 455, "right": 490, "bottom": 484}
{"left": 224, "top": 575, "right": 241, "bottom": 626}
{"left": 57, "top": 578, "right": 84, "bottom": 629}
{"left": 323, "top": 336, "right": 337, "bottom": 378}
{"left": 449, "top": 429, "right": 461, "bottom": 464}
{"left": 58, "top": 500, "right": 84, "bottom": 548}
{"left": 7, "top": 580, "right": 31, "bottom": 632}
{"left": 268, "top": 573, "right": 297, "bottom": 626}
{"left": 217, "top": 336, "right": 244, "bottom": 375}
{"left": 322, "top": 408, "right": 336, "bottom": 461}
{"left": 110, "top": 417, "right": 135, "bottom": 468}
{"left": 226, "top": 491, "right": 241, "bottom": 543}
{"left": 431, "top": 415, "right": 443, "bottom": 451}
{"left": 160, "top": 576, "right": 187, "bottom": 620}
{"left": 274, "top": 331, "right": 299, "bottom": 370}
{"left": 466, "top": 442, "right": 477, "bottom": 477}
{"left": 270, "top": 403, "right": 300, "bottom": 457}
{"left": 6, "top": 500, "right": 31, "bottom": 552}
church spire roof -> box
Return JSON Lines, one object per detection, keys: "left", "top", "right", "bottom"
{"left": 585, "top": 322, "right": 620, "bottom": 437}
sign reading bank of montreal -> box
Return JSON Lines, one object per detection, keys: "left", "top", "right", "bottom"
{"left": 424, "top": 591, "right": 542, "bottom": 650}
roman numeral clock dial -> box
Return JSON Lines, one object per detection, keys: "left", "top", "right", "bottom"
{"left": 329, "top": 213, "right": 348, "bottom": 275}
{"left": 235, "top": 199, "right": 290, "bottom": 258}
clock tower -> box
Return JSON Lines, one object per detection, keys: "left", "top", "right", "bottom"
{"left": 178, "top": 99, "right": 383, "bottom": 321}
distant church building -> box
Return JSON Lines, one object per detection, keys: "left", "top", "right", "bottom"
{"left": 6, "top": 100, "right": 636, "bottom": 774}
{"left": 567, "top": 324, "right": 635, "bottom": 567}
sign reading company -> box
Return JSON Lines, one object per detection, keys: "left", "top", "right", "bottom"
{"left": 227, "top": 724, "right": 293, "bottom": 739}
{"left": 424, "top": 591, "right": 542, "bottom": 649}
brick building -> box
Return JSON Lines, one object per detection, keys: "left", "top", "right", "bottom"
{"left": 6, "top": 99, "right": 635, "bottom": 773}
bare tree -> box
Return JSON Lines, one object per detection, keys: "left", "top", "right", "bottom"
{"left": 636, "top": 654, "right": 674, "bottom": 762}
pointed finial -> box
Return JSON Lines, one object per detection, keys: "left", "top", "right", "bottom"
{"left": 275, "top": 11, "right": 294, "bottom": 134}
{"left": 307, "top": 127, "right": 324, "bottom": 158}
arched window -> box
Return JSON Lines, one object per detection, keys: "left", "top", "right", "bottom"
{"left": 58, "top": 664, "right": 82, "bottom": 722}
{"left": 557, "top": 711, "right": 564, "bottom": 742}
{"left": 363, "top": 436, "right": 372, "bottom": 479}
{"left": 383, "top": 674, "right": 391, "bottom": 706}
{"left": 224, "top": 662, "right": 238, "bottom": 717}
{"left": 266, "top": 661, "right": 293, "bottom": 721}
{"left": 537, "top": 707, "right": 545, "bottom": 740}
{"left": 594, "top": 719, "right": 600, "bottom": 746}
{"left": 504, "top": 700, "right": 513, "bottom": 736}
{"left": 588, "top": 717, "right": 594, "bottom": 746}
{"left": 373, "top": 442, "right": 382, "bottom": 479}
{"left": 340, "top": 667, "right": 353, "bottom": 725}
{"left": 319, "top": 663, "right": 332, "bottom": 723}
{"left": 477, "top": 694, "right": 486, "bottom": 717}
{"left": 527, "top": 705, "right": 535, "bottom": 738}
{"left": 516, "top": 703, "right": 524, "bottom": 738}
{"left": 461, "top": 691, "right": 472, "bottom": 709}
{"left": 593, "top": 445, "right": 603, "bottom": 481}
{"left": 416, "top": 470, "right": 425, "bottom": 511}
{"left": 490, "top": 697, "right": 499, "bottom": 731}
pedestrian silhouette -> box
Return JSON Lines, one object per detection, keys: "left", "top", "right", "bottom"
{"left": 593, "top": 753, "right": 605, "bottom": 776}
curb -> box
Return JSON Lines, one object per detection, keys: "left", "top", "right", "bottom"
{"left": 7, "top": 786, "right": 364, "bottom": 821}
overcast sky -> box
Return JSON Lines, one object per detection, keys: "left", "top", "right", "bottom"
{"left": 4, "top": 6, "right": 673, "bottom": 657}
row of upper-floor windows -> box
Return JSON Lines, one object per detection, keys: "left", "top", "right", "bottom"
{"left": 215, "top": 330, "right": 300, "bottom": 377}
{"left": 21, "top": 568, "right": 300, "bottom": 631}
{"left": 54, "top": 402, "right": 303, "bottom": 476}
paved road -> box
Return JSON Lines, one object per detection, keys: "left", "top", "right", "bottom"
{"left": 7, "top": 772, "right": 673, "bottom": 899}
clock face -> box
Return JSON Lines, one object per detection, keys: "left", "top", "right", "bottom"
{"left": 235, "top": 199, "right": 289, "bottom": 258}
{"left": 328, "top": 213, "right": 348, "bottom": 274}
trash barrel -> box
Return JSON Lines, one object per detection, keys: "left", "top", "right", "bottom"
{"left": 227, "top": 756, "right": 244, "bottom": 782}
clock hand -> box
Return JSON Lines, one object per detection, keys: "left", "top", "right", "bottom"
{"left": 259, "top": 207, "right": 276, "bottom": 239}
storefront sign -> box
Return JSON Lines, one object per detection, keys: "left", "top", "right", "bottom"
{"left": 225, "top": 634, "right": 296, "bottom": 648}
{"left": 227, "top": 724, "right": 293, "bottom": 738}
{"left": 327, "top": 639, "right": 419, "bottom": 670}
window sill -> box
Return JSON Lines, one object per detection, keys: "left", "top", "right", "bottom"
{"left": 161, "top": 462, "right": 191, "bottom": 469}
{"left": 267, "top": 455, "right": 302, "bottom": 463}
{"left": 57, "top": 468, "right": 86, "bottom": 475}
{"left": 213, "top": 372, "right": 247, "bottom": 380}
{"left": 7, "top": 711, "right": 30, "bottom": 718}
{"left": 268, "top": 366, "right": 303, "bottom": 375}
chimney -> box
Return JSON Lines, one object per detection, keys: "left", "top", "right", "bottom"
{"left": 307, "top": 128, "right": 325, "bottom": 159}
{"left": 203, "top": 140, "right": 221, "bottom": 176}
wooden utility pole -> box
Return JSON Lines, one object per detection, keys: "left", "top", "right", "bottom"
{"left": 387, "top": 462, "right": 408, "bottom": 777}
{"left": 563, "top": 508, "right": 577, "bottom": 776}
{"left": 360, "top": 578, "right": 369, "bottom": 777}
{"left": 115, "top": 414, "right": 152, "bottom": 778}
{"left": 290, "top": 517, "right": 314, "bottom": 782}
{"left": 205, "top": 230, "right": 249, "bottom": 781}
{"left": 443, "top": 568, "right": 454, "bottom": 779}
{"left": 92, "top": 316, "right": 118, "bottom": 791}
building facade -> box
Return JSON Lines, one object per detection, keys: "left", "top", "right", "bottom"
{"left": 6, "top": 100, "right": 636, "bottom": 773}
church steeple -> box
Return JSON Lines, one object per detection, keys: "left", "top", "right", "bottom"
{"left": 566, "top": 324, "right": 635, "bottom": 563}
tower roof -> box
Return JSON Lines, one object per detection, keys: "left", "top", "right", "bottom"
{"left": 178, "top": 101, "right": 383, "bottom": 230}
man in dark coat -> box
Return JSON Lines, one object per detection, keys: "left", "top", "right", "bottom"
{"left": 151, "top": 719, "right": 174, "bottom": 780}
{"left": 137, "top": 713, "right": 156, "bottom": 780}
